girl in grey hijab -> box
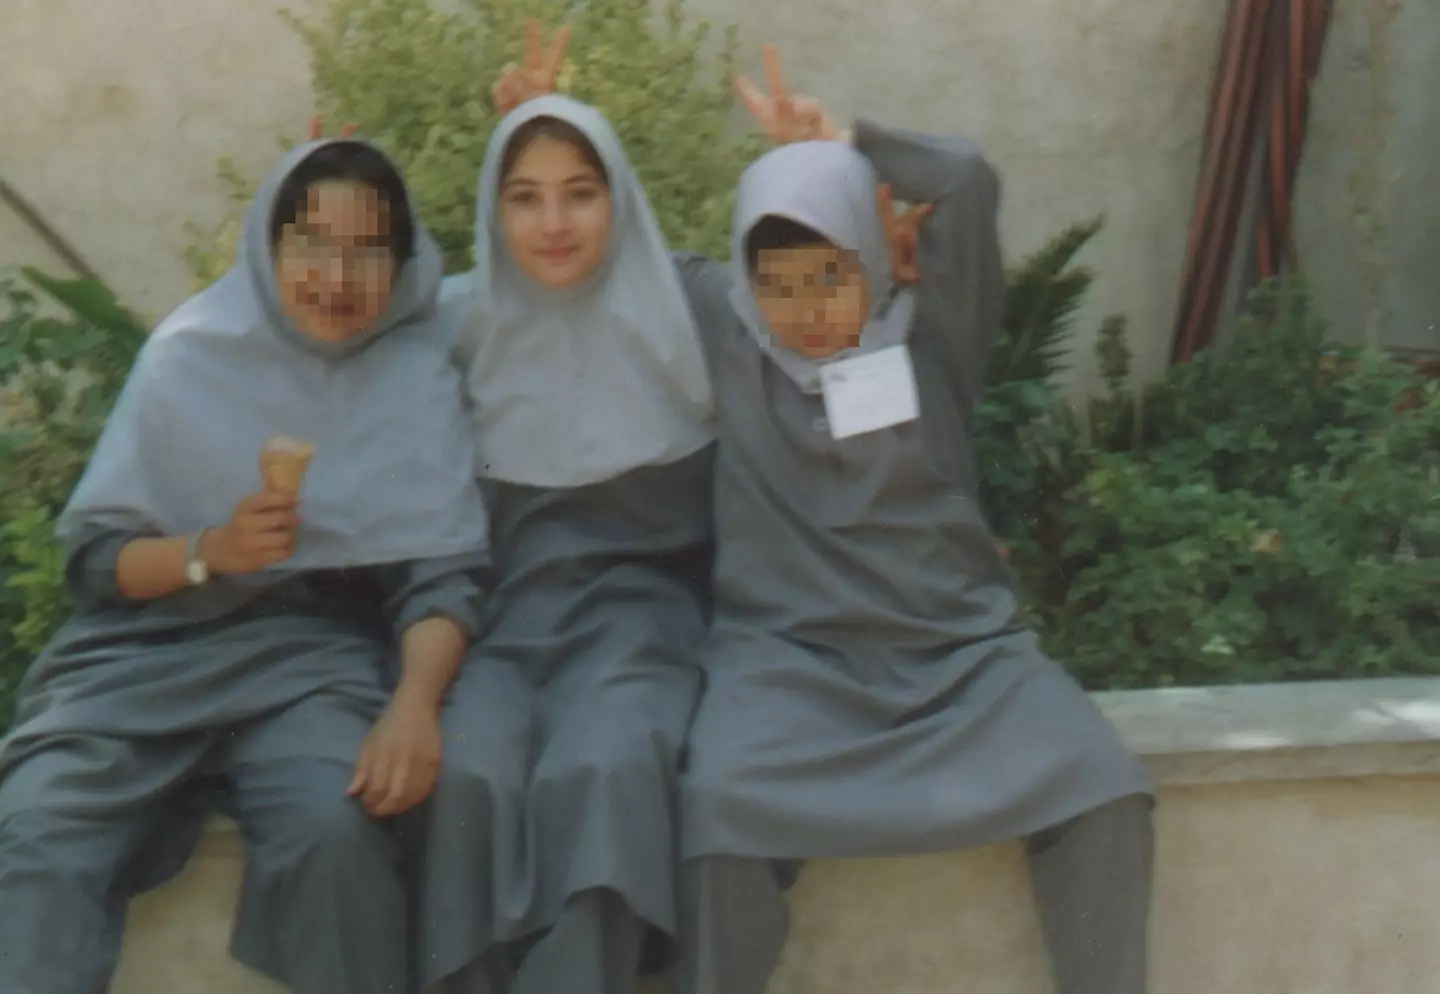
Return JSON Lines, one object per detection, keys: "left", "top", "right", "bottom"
{"left": 0, "top": 138, "right": 490, "bottom": 994}
{"left": 422, "top": 82, "right": 715, "bottom": 994}
{"left": 668, "top": 48, "right": 1156, "bottom": 994}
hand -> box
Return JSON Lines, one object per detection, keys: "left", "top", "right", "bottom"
{"left": 876, "top": 183, "right": 933, "bottom": 285}
{"left": 347, "top": 698, "right": 443, "bottom": 817}
{"left": 199, "top": 492, "right": 300, "bottom": 575}
{"left": 734, "top": 45, "right": 839, "bottom": 146}
{"left": 307, "top": 116, "right": 359, "bottom": 141}
{"left": 492, "top": 19, "right": 571, "bottom": 115}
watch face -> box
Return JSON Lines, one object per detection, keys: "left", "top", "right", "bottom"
{"left": 186, "top": 559, "right": 209, "bottom": 585}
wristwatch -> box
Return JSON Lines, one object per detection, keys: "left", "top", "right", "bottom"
{"left": 185, "top": 530, "right": 211, "bottom": 586}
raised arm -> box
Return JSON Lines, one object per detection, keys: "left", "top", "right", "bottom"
{"left": 730, "top": 44, "right": 1005, "bottom": 420}
{"left": 852, "top": 119, "right": 1005, "bottom": 419}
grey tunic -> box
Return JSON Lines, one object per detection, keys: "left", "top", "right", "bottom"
{"left": 425, "top": 446, "right": 712, "bottom": 983}
{"left": 675, "top": 120, "right": 1151, "bottom": 863}
{"left": 0, "top": 524, "right": 485, "bottom": 994}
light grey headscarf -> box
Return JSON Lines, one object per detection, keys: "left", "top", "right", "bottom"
{"left": 730, "top": 140, "right": 916, "bottom": 394}
{"left": 453, "top": 95, "right": 713, "bottom": 488}
{"left": 58, "top": 139, "right": 490, "bottom": 569}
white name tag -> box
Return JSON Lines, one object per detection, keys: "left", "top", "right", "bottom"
{"left": 819, "top": 345, "right": 920, "bottom": 440}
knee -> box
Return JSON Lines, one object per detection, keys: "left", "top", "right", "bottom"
{"left": 1092, "top": 792, "right": 1155, "bottom": 837}
{"left": 432, "top": 762, "right": 525, "bottom": 827}
{"left": 0, "top": 810, "right": 87, "bottom": 880}
{"left": 531, "top": 734, "right": 662, "bottom": 803}
{"left": 1028, "top": 792, "right": 1155, "bottom": 858}
{"left": 678, "top": 747, "right": 738, "bottom": 817}
{"left": 247, "top": 776, "right": 395, "bottom": 874}
{"left": 294, "top": 793, "right": 389, "bottom": 858}
{"left": 434, "top": 729, "right": 529, "bottom": 813}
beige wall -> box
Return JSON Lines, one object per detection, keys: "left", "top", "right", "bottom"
{"left": 1294, "top": 0, "right": 1440, "bottom": 353}
{"left": 114, "top": 778, "right": 1440, "bottom": 994}
{"left": 2, "top": 0, "right": 1434, "bottom": 388}
{"left": 110, "top": 677, "right": 1440, "bottom": 992}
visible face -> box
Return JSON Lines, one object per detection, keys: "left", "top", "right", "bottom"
{"left": 499, "top": 134, "right": 612, "bottom": 288}
{"left": 273, "top": 179, "right": 396, "bottom": 343}
{"left": 751, "top": 243, "right": 870, "bottom": 360}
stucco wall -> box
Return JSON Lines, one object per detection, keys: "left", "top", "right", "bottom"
{"left": 1293, "top": 0, "right": 1440, "bottom": 352}
{"left": 2, "top": 0, "right": 1434, "bottom": 386}
{"left": 112, "top": 778, "right": 1440, "bottom": 994}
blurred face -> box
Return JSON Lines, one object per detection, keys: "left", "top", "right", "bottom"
{"left": 499, "top": 134, "right": 612, "bottom": 288}
{"left": 273, "top": 179, "right": 396, "bottom": 343}
{"left": 751, "top": 243, "right": 870, "bottom": 360}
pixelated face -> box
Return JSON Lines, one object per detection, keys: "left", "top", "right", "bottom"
{"left": 498, "top": 135, "right": 612, "bottom": 288}
{"left": 273, "top": 179, "right": 396, "bottom": 343}
{"left": 751, "top": 244, "right": 870, "bottom": 360}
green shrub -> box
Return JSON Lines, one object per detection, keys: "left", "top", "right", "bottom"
{"left": 5, "top": 2, "right": 1438, "bottom": 734}
{"left": 0, "top": 268, "right": 148, "bottom": 727}
{"left": 979, "top": 278, "right": 1440, "bottom": 690}
{"left": 185, "top": 0, "right": 763, "bottom": 285}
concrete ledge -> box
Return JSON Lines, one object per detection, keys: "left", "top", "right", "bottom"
{"left": 112, "top": 676, "right": 1440, "bottom": 994}
{"left": 1097, "top": 675, "right": 1440, "bottom": 784}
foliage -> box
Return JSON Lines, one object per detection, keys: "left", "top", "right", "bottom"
{"left": 5, "top": 0, "right": 1438, "bottom": 722}
{"left": 184, "top": 0, "right": 763, "bottom": 284}
{"left": 0, "top": 268, "right": 148, "bottom": 726}
{"left": 9, "top": 211, "right": 1440, "bottom": 732}
{"left": 978, "top": 270, "right": 1440, "bottom": 690}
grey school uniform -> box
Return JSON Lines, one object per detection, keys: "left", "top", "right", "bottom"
{"left": 0, "top": 135, "right": 494, "bottom": 994}
{"left": 424, "top": 96, "right": 717, "bottom": 994}
{"left": 672, "top": 122, "right": 1153, "bottom": 994}
{"left": 426, "top": 452, "right": 712, "bottom": 992}
{"left": 0, "top": 532, "right": 485, "bottom": 994}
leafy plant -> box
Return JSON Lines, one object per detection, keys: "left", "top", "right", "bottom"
{"left": 185, "top": 0, "right": 763, "bottom": 283}
{"left": 978, "top": 275, "right": 1440, "bottom": 690}
{"left": 0, "top": 267, "right": 147, "bottom": 727}
{"left": 974, "top": 217, "right": 1124, "bottom": 593}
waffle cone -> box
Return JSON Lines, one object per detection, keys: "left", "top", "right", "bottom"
{"left": 259, "top": 436, "right": 314, "bottom": 496}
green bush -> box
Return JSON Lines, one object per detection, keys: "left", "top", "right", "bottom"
{"left": 185, "top": 0, "right": 763, "bottom": 285}
{"left": 6, "top": 240, "right": 1439, "bottom": 736}
{"left": 0, "top": 268, "right": 148, "bottom": 727}
{"left": 5, "top": 1, "right": 1439, "bottom": 735}
{"left": 978, "top": 273, "right": 1440, "bottom": 690}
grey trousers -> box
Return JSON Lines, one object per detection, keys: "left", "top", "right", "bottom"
{"left": 675, "top": 793, "right": 1154, "bottom": 994}
{"left": 446, "top": 888, "right": 647, "bottom": 994}
{"left": 0, "top": 705, "right": 407, "bottom": 994}
{"left": 515, "top": 888, "right": 646, "bottom": 994}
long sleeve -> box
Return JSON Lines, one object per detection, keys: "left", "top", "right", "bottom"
{"left": 62, "top": 524, "right": 154, "bottom": 612}
{"left": 671, "top": 251, "right": 736, "bottom": 374}
{"left": 852, "top": 119, "right": 1005, "bottom": 419}
{"left": 369, "top": 551, "right": 491, "bottom": 641}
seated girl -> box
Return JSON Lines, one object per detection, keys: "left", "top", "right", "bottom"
{"left": 420, "top": 31, "right": 716, "bottom": 994}
{"left": 671, "top": 47, "right": 1155, "bottom": 994}
{"left": 0, "top": 136, "right": 491, "bottom": 994}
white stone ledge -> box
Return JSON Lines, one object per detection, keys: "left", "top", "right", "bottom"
{"left": 1096, "top": 675, "right": 1440, "bottom": 785}
{"left": 194, "top": 676, "right": 1440, "bottom": 858}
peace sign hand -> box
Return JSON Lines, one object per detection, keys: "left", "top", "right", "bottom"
{"left": 307, "top": 116, "right": 359, "bottom": 141}
{"left": 734, "top": 45, "right": 839, "bottom": 146}
{"left": 492, "top": 20, "right": 571, "bottom": 115}
{"left": 877, "top": 183, "right": 933, "bottom": 285}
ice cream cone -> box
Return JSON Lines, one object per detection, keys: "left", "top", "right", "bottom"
{"left": 259, "top": 436, "right": 315, "bottom": 496}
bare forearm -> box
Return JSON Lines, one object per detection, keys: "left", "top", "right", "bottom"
{"left": 114, "top": 535, "right": 192, "bottom": 601}
{"left": 391, "top": 615, "right": 468, "bottom": 711}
